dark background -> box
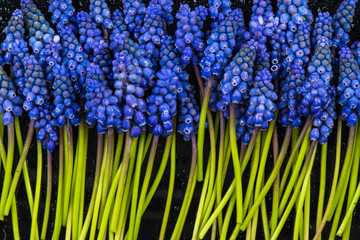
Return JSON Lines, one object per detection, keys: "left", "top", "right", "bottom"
{"left": 1, "top": 0, "right": 360, "bottom": 239}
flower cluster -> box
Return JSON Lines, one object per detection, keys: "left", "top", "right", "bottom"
{"left": 217, "top": 39, "right": 258, "bottom": 111}
{"left": 279, "top": 63, "right": 305, "bottom": 128}
{"left": 332, "top": 0, "right": 358, "bottom": 46}
{"left": 77, "top": 11, "right": 101, "bottom": 54}
{"left": 351, "top": 41, "right": 360, "bottom": 66}
{"left": 175, "top": 4, "right": 208, "bottom": 66}
{"left": 286, "top": 21, "right": 311, "bottom": 67}
{"left": 59, "top": 26, "right": 88, "bottom": 87}
{"left": 89, "top": 0, "right": 114, "bottom": 29}
{"left": 246, "top": 70, "right": 277, "bottom": 130}
{"left": 149, "top": 0, "right": 174, "bottom": 25}
{"left": 199, "top": 10, "right": 241, "bottom": 78}
{"left": 21, "top": 0, "right": 56, "bottom": 56}
{"left": 85, "top": 63, "right": 121, "bottom": 134}
{"left": 122, "top": 0, "right": 146, "bottom": 35}
{"left": 147, "top": 67, "right": 178, "bottom": 137}
{"left": 312, "top": 12, "right": 333, "bottom": 47}
{"left": 208, "top": 0, "right": 232, "bottom": 29}
{"left": 0, "top": 66, "right": 23, "bottom": 125}
{"left": 110, "top": 9, "right": 129, "bottom": 48}
{"left": 178, "top": 84, "right": 202, "bottom": 141}
{"left": 48, "top": 0, "right": 76, "bottom": 31}
{"left": 52, "top": 63, "right": 81, "bottom": 126}
{"left": 337, "top": 45, "right": 360, "bottom": 126}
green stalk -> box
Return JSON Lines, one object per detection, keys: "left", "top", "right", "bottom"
{"left": 327, "top": 125, "right": 356, "bottom": 220}
{"left": 40, "top": 150, "right": 52, "bottom": 239}
{"left": 79, "top": 124, "right": 89, "bottom": 230}
{"left": 78, "top": 133, "right": 104, "bottom": 240}
{"left": 114, "top": 137, "right": 139, "bottom": 238}
{"left": 30, "top": 140, "right": 42, "bottom": 240}
{"left": 99, "top": 129, "right": 115, "bottom": 224}
{"left": 89, "top": 133, "right": 109, "bottom": 240}
{"left": 304, "top": 177, "right": 310, "bottom": 240}
{"left": 279, "top": 117, "right": 312, "bottom": 196}
{"left": 229, "top": 103, "right": 243, "bottom": 223}
{"left": 112, "top": 133, "right": 124, "bottom": 181}
{"left": 62, "top": 122, "right": 74, "bottom": 225}
{"left": 143, "top": 133, "right": 171, "bottom": 211}
{"left": 315, "top": 143, "right": 327, "bottom": 239}
{"left": 240, "top": 128, "right": 259, "bottom": 172}
{"left": 243, "top": 132, "right": 261, "bottom": 213}
{"left": 216, "top": 113, "right": 225, "bottom": 231}
{"left": 159, "top": 130, "right": 177, "bottom": 240}
{"left": 337, "top": 181, "right": 360, "bottom": 236}
{"left": 240, "top": 125, "right": 292, "bottom": 231}
{"left": 220, "top": 193, "right": 236, "bottom": 240}
{"left": 71, "top": 121, "right": 87, "bottom": 239}
{"left": 258, "top": 179, "right": 270, "bottom": 240}
{"left": 4, "top": 119, "right": 35, "bottom": 216}
{"left": 313, "top": 119, "right": 343, "bottom": 240}
{"left": 53, "top": 127, "right": 65, "bottom": 240}
{"left": 197, "top": 76, "right": 213, "bottom": 181}
{"left": 342, "top": 126, "right": 360, "bottom": 240}
{"left": 126, "top": 132, "right": 146, "bottom": 240}
{"left": 270, "top": 124, "right": 280, "bottom": 233}
{"left": 270, "top": 141, "right": 318, "bottom": 240}
{"left": 0, "top": 123, "right": 15, "bottom": 218}
{"left": 109, "top": 132, "right": 132, "bottom": 232}
{"left": 0, "top": 113, "right": 3, "bottom": 140}
{"left": 14, "top": 117, "right": 34, "bottom": 212}
{"left": 279, "top": 126, "right": 311, "bottom": 215}
{"left": 133, "top": 135, "right": 160, "bottom": 239}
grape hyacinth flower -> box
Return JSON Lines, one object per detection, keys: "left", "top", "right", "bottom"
{"left": 208, "top": 0, "right": 232, "bottom": 29}
{"left": 246, "top": 69, "right": 277, "bottom": 130}
{"left": 337, "top": 45, "right": 360, "bottom": 126}
{"left": 110, "top": 9, "right": 130, "bottom": 50}
{"left": 351, "top": 41, "right": 360, "bottom": 66}
{"left": 0, "top": 66, "right": 23, "bottom": 125}
{"left": 48, "top": 0, "right": 76, "bottom": 31}
{"left": 312, "top": 12, "right": 333, "bottom": 47}
{"left": 121, "top": 0, "right": 146, "bottom": 35}
{"left": 89, "top": 0, "right": 114, "bottom": 30}
{"left": 332, "top": 0, "right": 358, "bottom": 46}
{"left": 85, "top": 63, "right": 121, "bottom": 134}
{"left": 175, "top": 4, "right": 208, "bottom": 66}
{"left": 217, "top": 39, "right": 258, "bottom": 111}
{"left": 21, "top": 0, "right": 56, "bottom": 57}
{"left": 286, "top": 21, "right": 311, "bottom": 67}
{"left": 52, "top": 63, "right": 81, "bottom": 127}
{"left": 278, "top": 63, "right": 305, "bottom": 128}
{"left": 147, "top": 67, "right": 178, "bottom": 137}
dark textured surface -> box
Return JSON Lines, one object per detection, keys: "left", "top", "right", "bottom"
{"left": 0, "top": 0, "right": 360, "bottom": 239}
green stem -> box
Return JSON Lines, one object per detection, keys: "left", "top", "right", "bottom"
{"left": 0, "top": 123, "right": 15, "bottom": 219}
{"left": 133, "top": 135, "right": 160, "bottom": 239}
{"left": 243, "top": 132, "right": 261, "bottom": 213}
{"left": 216, "top": 113, "right": 225, "bottom": 231}
{"left": 229, "top": 103, "right": 243, "bottom": 223}
{"left": 315, "top": 143, "right": 327, "bottom": 239}
{"left": 220, "top": 193, "right": 236, "bottom": 240}
{"left": 327, "top": 125, "right": 356, "bottom": 220}
{"left": 240, "top": 125, "right": 292, "bottom": 231}
{"left": 159, "top": 131, "right": 177, "bottom": 240}
{"left": 53, "top": 127, "right": 64, "bottom": 240}
{"left": 72, "top": 121, "right": 87, "bottom": 239}
{"left": 14, "top": 117, "right": 34, "bottom": 212}
{"left": 258, "top": 179, "right": 270, "bottom": 240}
{"left": 10, "top": 196, "right": 20, "bottom": 240}
{"left": 143, "top": 133, "right": 172, "bottom": 212}
{"left": 79, "top": 124, "right": 89, "bottom": 230}
{"left": 240, "top": 128, "right": 259, "bottom": 172}
{"left": 279, "top": 116, "right": 312, "bottom": 196}
{"left": 279, "top": 125, "right": 312, "bottom": 215}
{"left": 270, "top": 141, "right": 318, "bottom": 240}
{"left": 30, "top": 140, "right": 42, "bottom": 240}
{"left": 304, "top": 176, "right": 310, "bottom": 240}
{"left": 126, "top": 132, "right": 146, "bottom": 240}
{"left": 197, "top": 76, "right": 213, "bottom": 181}
{"left": 112, "top": 133, "right": 124, "bottom": 182}
{"left": 78, "top": 133, "right": 104, "bottom": 240}
{"left": 62, "top": 122, "right": 74, "bottom": 225}
{"left": 313, "top": 119, "right": 343, "bottom": 240}
{"left": 270, "top": 124, "right": 280, "bottom": 233}
{"left": 109, "top": 132, "right": 132, "bottom": 231}
{"left": 41, "top": 150, "right": 52, "bottom": 239}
